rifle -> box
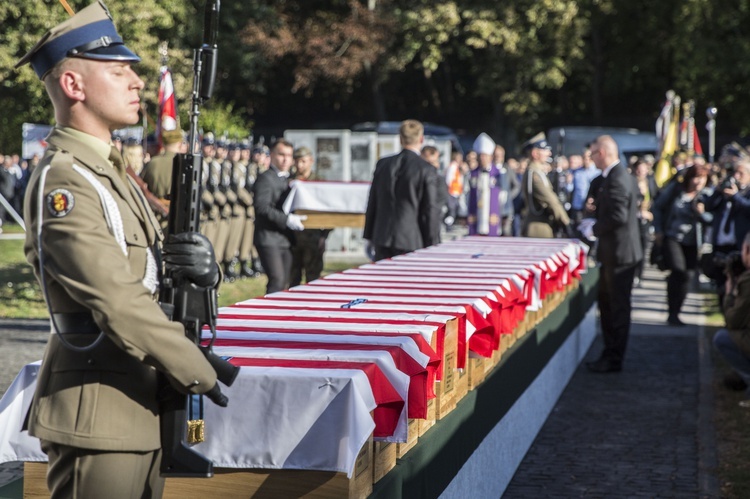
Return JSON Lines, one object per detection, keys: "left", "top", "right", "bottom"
{"left": 158, "top": 0, "right": 239, "bottom": 478}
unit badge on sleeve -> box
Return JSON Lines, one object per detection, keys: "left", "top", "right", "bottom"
{"left": 46, "top": 189, "right": 75, "bottom": 217}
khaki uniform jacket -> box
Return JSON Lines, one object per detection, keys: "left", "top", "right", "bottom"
{"left": 23, "top": 128, "right": 216, "bottom": 452}
{"left": 232, "top": 160, "right": 254, "bottom": 216}
{"left": 140, "top": 151, "right": 176, "bottom": 199}
{"left": 209, "top": 160, "right": 231, "bottom": 219}
{"left": 521, "top": 160, "right": 570, "bottom": 237}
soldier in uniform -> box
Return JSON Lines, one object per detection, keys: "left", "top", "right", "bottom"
{"left": 199, "top": 133, "right": 225, "bottom": 262}
{"left": 521, "top": 132, "right": 571, "bottom": 238}
{"left": 140, "top": 128, "right": 184, "bottom": 231}
{"left": 290, "top": 146, "right": 330, "bottom": 286}
{"left": 237, "top": 139, "right": 258, "bottom": 277}
{"left": 251, "top": 143, "right": 270, "bottom": 176}
{"left": 141, "top": 129, "right": 183, "bottom": 200}
{"left": 220, "top": 142, "right": 245, "bottom": 280}
{"left": 239, "top": 138, "right": 252, "bottom": 167}
{"left": 15, "top": 3, "right": 226, "bottom": 497}
{"left": 209, "top": 136, "right": 232, "bottom": 265}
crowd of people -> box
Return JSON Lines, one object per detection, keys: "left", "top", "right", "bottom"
{"left": 21, "top": 4, "right": 750, "bottom": 496}
{"left": 4, "top": 76, "right": 750, "bottom": 383}
{"left": 0, "top": 153, "right": 38, "bottom": 231}
{"left": 6, "top": 119, "right": 750, "bottom": 307}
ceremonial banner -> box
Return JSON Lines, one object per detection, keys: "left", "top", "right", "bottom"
{"left": 220, "top": 352, "right": 408, "bottom": 441}
{"left": 655, "top": 93, "right": 680, "bottom": 188}
{"left": 211, "top": 338, "right": 430, "bottom": 418}
{"left": 157, "top": 65, "right": 177, "bottom": 147}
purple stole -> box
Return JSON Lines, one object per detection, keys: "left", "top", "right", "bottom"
{"left": 468, "top": 165, "right": 502, "bottom": 236}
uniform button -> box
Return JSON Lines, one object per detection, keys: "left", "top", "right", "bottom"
{"left": 87, "top": 358, "right": 95, "bottom": 366}
{"left": 134, "top": 234, "right": 138, "bottom": 240}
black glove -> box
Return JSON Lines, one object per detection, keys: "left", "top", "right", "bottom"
{"left": 204, "top": 382, "right": 228, "bottom": 407}
{"left": 162, "top": 232, "right": 219, "bottom": 287}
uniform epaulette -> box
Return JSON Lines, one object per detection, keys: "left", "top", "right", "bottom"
{"left": 47, "top": 149, "right": 75, "bottom": 169}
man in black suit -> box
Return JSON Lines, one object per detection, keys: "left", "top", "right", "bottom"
{"left": 364, "top": 120, "right": 440, "bottom": 261}
{"left": 586, "top": 135, "right": 644, "bottom": 373}
{"left": 253, "top": 138, "right": 306, "bottom": 294}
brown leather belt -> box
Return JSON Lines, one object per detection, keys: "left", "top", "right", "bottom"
{"left": 52, "top": 312, "right": 100, "bottom": 334}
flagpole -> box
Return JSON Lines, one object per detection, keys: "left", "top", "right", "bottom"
{"left": 706, "top": 107, "right": 717, "bottom": 163}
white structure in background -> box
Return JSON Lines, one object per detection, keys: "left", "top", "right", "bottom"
{"left": 284, "top": 125, "right": 456, "bottom": 255}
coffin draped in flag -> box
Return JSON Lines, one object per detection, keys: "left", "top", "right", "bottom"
{"left": 157, "top": 65, "right": 178, "bottom": 148}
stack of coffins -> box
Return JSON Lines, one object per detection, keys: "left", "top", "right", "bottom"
{"left": 2, "top": 236, "right": 588, "bottom": 499}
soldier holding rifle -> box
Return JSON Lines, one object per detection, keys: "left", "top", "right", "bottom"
{"left": 16, "top": 2, "right": 229, "bottom": 497}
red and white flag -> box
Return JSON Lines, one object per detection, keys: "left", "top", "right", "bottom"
{"left": 157, "top": 66, "right": 177, "bottom": 148}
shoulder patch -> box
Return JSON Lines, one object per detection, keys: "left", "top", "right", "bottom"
{"left": 46, "top": 189, "right": 75, "bottom": 217}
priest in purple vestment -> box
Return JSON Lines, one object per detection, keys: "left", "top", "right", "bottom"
{"left": 468, "top": 133, "right": 504, "bottom": 236}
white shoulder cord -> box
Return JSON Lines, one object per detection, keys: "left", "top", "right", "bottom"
{"left": 124, "top": 175, "right": 159, "bottom": 294}
{"left": 37, "top": 165, "right": 104, "bottom": 352}
{"left": 71, "top": 165, "right": 158, "bottom": 294}
{"left": 37, "top": 164, "right": 158, "bottom": 352}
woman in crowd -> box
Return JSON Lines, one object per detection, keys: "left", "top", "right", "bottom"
{"left": 652, "top": 164, "right": 713, "bottom": 325}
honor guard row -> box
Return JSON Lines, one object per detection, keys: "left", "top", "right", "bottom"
{"left": 141, "top": 131, "right": 267, "bottom": 280}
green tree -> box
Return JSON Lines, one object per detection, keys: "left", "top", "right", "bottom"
{"left": 0, "top": 0, "right": 200, "bottom": 153}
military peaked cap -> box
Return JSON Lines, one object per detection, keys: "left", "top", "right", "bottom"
{"left": 15, "top": 1, "right": 140, "bottom": 80}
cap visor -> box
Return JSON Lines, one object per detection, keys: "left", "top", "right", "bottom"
{"left": 77, "top": 44, "right": 140, "bottom": 62}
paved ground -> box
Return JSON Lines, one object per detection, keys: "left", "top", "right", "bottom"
{"left": 504, "top": 264, "right": 719, "bottom": 498}
{"left": 0, "top": 261, "right": 720, "bottom": 497}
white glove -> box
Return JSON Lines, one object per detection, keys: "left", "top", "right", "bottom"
{"left": 286, "top": 214, "right": 307, "bottom": 231}
{"left": 364, "top": 239, "right": 376, "bottom": 261}
{"left": 577, "top": 218, "right": 597, "bottom": 241}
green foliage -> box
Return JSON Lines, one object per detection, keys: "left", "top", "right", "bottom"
{"left": 0, "top": 236, "right": 46, "bottom": 319}
{"left": 199, "top": 102, "right": 252, "bottom": 139}
{"left": 0, "top": 0, "right": 198, "bottom": 152}
{"left": 4, "top": 0, "right": 750, "bottom": 152}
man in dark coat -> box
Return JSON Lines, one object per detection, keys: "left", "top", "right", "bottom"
{"left": 253, "top": 138, "right": 305, "bottom": 293}
{"left": 363, "top": 120, "right": 440, "bottom": 261}
{"left": 586, "top": 135, "right": 644, "bottom": 373}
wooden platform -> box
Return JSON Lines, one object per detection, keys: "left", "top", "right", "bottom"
{"left": 295, "top": 210, "right": 365, "bottom": 229}
{"left": 24, "top": 441, "right": 374, "bottom": 499}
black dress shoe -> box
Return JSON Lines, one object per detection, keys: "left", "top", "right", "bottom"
{"left": 223, "top": 259, "right": 240, "bottom": 282}
{"left": 667, "top": 315, "right": 686, "bottom": 327}
{"left": 240, "top": 260, "right": 256, "bottom": 278}
{"left": 585, "top": 357, "right": 622, "bottom": 373}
